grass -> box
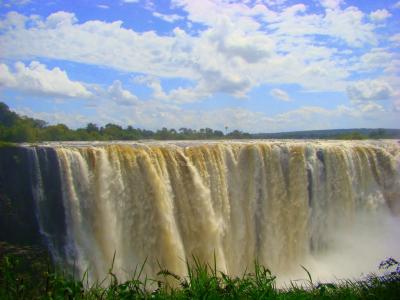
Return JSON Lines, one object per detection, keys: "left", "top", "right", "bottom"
{"left": 0, "top": 243, "right": 399, "bottom": 299}
{"left": 0, "top": 141, "right": 17, "bottom": 148}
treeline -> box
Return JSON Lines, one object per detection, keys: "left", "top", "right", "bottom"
{"left": 0, "top": 102, "right": 251, "bottom": 142}
{"left": 255, "top": 128, "right": 399, "bottom": 140}
{"left": 331, "top": 131, "right": 385, "bottom": 140}
{"left": 1, "top": 102, "right": 396, "bottom": 143}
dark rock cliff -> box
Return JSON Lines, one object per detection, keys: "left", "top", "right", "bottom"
{"left": 0, "top": 146, "right": 40, "bottom": 245}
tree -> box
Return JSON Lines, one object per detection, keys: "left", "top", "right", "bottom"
{"left": 369, "top": 129, "right": 386, "bottom": 139}
{"left": 41, "top": 124, "right": 71, "bottom": 141}
{"left": 9, "top": 120, "right": 39, "bottom": 142}
{"left": 86, "top": 123, "right": 99, "bottom": 133}
{"left": 213, "top": 130, "right": 224, "bottom": 137}
{"left": 102, "top": 123, "right": 124, "bottom": 140}
{"left": 0, "top": 102, "right": 18, "bottom": 127}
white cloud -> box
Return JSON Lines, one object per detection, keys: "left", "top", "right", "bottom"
{"left": 0, "top": 61, "right": 92, "bottom": 98}
{"left": 351, "top": 48, "right": 393, "bottom": 72}
{"left": 389, "top": 34, "right": 400, "bottom": 45}
{"left": 264, "top": 0, "right": 288, "bottom": 7}
{"left": 394, "top": 2, "right": 400, "bottom": 9}
{"left": 97, "top": 4, "right": 109, "bottom": 9}
{"left": 267, "top": 5, "right": 378, "bottom": 47}
{"left": 134, "top": 75, "right": 210, "bottom": 103}
{"left": 10, "top": 93, "right": 398, "bottom": 132}
{"left": 0, "top": 2, "right": 393, "bottom": 102}
{"left": 45, "top": 11, "right": 78, "bottom": 27}
{"left": 0, "top": 1, "right": 398, "bottom": 132}
{"left": 1, "top": 0, "right": 31, "bottom": 7}
{"left": 320, "top": 0, "right": 344, "bottom": 10}
{"left": 15, "top": 107, "right": 91, "bottom": 128}
{"left": 210, "top": 20, "right": 275, "bottom": 63}
{"left": 152, "top": 12, "right": 183, "bottom": 23}
{"left": 0, "top": 11, "right": 28, "bottom": 29}
{"left": 122, "top": 0, "right": 139, "bottom": 3}
{"left": 90, "top": 101, "right": 395, "bottom": 133}
{"left": 270, "top": 88, "right": 290, "bottom": 101}
{"left": 369, "top": 9, "right": 391, "bottom": 22}
{"left": 357, "top": 101, "right": 385, "bottom": 114}
{"left": 107, "top": 80, "right": 139, "bottom": 106}
{"left": 0, "top": 11, "right": 195, "bottom": 79}
{"left": 0, "top": 64, "right": 16, "bottom": 86}
{"left": 347, "top": 79, "right": 394, "bottom": 102}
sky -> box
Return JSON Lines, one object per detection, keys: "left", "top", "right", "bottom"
{"left": 0, "top": 0, "right": 399, "bottom": 133}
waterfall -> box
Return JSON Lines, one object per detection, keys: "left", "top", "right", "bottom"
{"left": 28, "top": 140, "right": 400, "bottom": 282}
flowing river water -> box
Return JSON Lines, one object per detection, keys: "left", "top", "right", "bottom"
{"left": 24, "top": 140, "right": 400, "bottom": 283}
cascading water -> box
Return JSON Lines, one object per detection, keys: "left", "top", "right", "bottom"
{"left": 27, "top": 140, "right": 400, "bottom": 283}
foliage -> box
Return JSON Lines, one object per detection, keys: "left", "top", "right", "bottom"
{"left": 1, "top": 245, "right": 400, "bottom": 300}
{"left": 254, "top": 128, "right": 399, "bottom": 140}
{"left": 332, "top": 131, "right": 369, "bottom": 140}
{"left": 331, "top": 129, "right": 393, "bottom": 140}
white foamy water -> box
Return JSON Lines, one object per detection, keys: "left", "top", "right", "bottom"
{"left": 27, "top": 140, "right": 400, "bottom": 283}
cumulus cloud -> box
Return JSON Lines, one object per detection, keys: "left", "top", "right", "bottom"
{"left": 0, "top": 1, "right": 386, "bottom": 100}
{"left": 268, "top": 5, "right": 378, "bottom": 47}
{"left": 320, "top": 0, "right": 344, "bottom": 10}
{"left": 270, "top": 88, "right": 290, "bottom": 101}
{"left": 134, "top": 75, "right": 210, "bottom": 103}
{"left": 347, "top": 80, "right": 394, "bottom": 102}
{"left": 0, "top": 64, "right": 16, "bottom": 86}
{"left": 0, "top": 0, "right": 398, "bottom": 117}
{"left": 0, "top": 61, "right": 92, "bottom": 98}
{"left": 352, "top": 48, "right": 393, "bottom": 72}
{"left": 45, "top": 11, "right": 78, "bottom": 27}
{"left": 10, "top": 91, "right": 397, "bottom": 132}
{"left": 0, "top": 11, "right": 196, "bottom": 79}
{"left": 107, "top": 80, "right": 139, "bottom": 106}
{"left": 152, "top": 12, "right": 183, "bottom": 23}
{"left": 211, "top": 20, "right": 275, "bottom": 63}
{"left": 15, "top": 107, "right": 91, "bottom": 128}
{"left": 0, "top": 0, "right": 398, "bottom": 132}
{"left": 88, "top": 102, "right": 395, "bottom": 133}
{"left": 369, "top": 9, "right": 391, "bottom": 22}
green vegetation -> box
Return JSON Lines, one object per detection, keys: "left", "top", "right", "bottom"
{"left": 254, "top": 128, "right": 400, "bottom": 139}
{"left": 1, "top": 101, "right": 397, "bottom": 142}
{"left": 0, "top": 102, "right": 251, "bottom": 142}
{"left": 1, "top": 244, "right": 399, "bottom": 299}
{"left": 332, "top": 131, "right": 369, "bottom": 140}
{"left": 330, "top": 129, "right": 391, "bottom": 140}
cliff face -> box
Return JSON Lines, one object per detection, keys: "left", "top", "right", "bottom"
{"left": 0, "top": 146, "right": 66, "bottom": 252}
{"left": 0, "top": 146, "right": 40, "bottom": 245}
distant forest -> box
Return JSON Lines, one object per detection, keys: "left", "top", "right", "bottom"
{"left": 1, "top": 102, "right": 399, "bottom": 143}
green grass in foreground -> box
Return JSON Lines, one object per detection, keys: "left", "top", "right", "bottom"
{"left": 0, "top": 245, "right": 399, "bottom": 300}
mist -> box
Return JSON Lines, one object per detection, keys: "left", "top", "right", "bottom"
{"left": 286, "top": 209, "right": 400, "bottom": 285}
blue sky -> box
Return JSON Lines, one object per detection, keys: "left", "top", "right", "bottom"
{"left": 0, "top": 0, "right": 399, "bottom": 132}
